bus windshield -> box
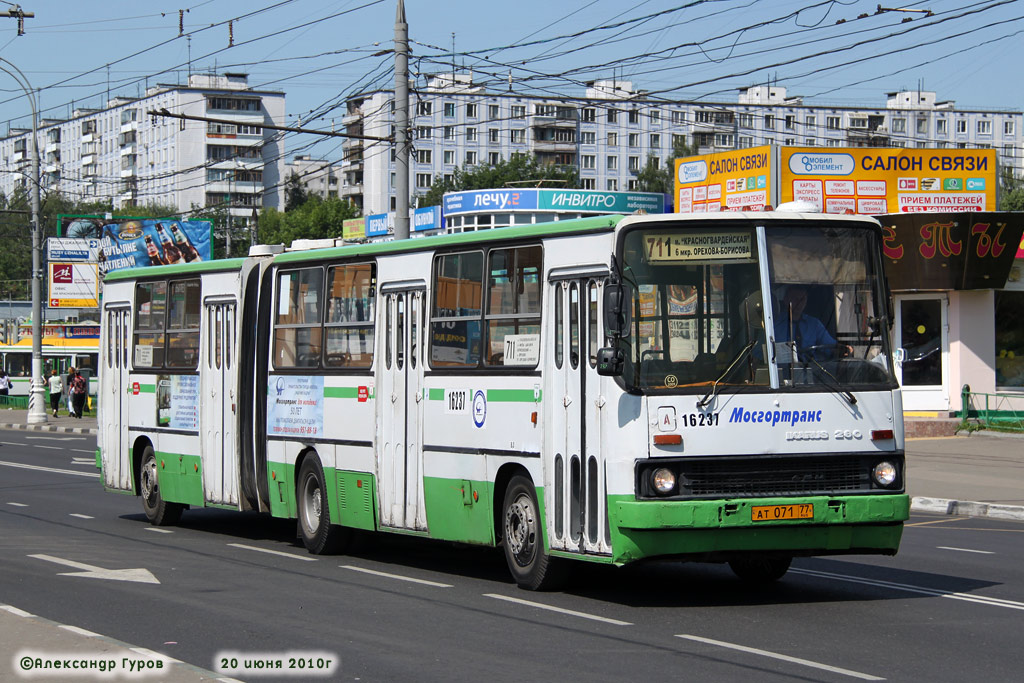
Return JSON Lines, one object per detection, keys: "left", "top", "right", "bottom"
{"left": 617, "top": 222, "right": 895, "bottom": 393}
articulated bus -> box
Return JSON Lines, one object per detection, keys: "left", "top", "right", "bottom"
{"left": 98, "top": 211, "right": 908, "bottom": 589}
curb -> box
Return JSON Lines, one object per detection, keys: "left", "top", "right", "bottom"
{"left": 911, "top": 496, "right": 1024, "bottom": 521}
{"left": 0, "top": 423, "right": 97, "bottom": 435}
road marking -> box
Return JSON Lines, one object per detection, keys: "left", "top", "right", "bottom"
{"left": 60, "top": 624, "right": 100, "bottom": 637}
{"left": 7, "top": 502, "right": 28, "bottom": 507}
{"left": 145, "top": 527, "right": 173, "bottom": 534}
{"left": 937, "top": 546, "right": 995, "bottom": 555}
{"left": 906, "top": 516, "right": 968, "bottom": 527}
{"left": 792, "top": 567, "right": 1024, "bottom": 611}
{"left": 0, "top": 459, "right": 100, "bottom": 479}
{"left": 69, "top": 513, "right": 94, "bottom": 520}
{"left": 227, "top": 543, "right": 316, "bottom": 562}
{"left": 0, "top": 604, "right": 35, "bottom": 617}
{"left": 484, "top": 593, "right": 632, "bottom": 626}
{"left": 71, "top": 450, "right": 95, "bottom": 455}
{"left": 676, "top": 634, "right": 884, "bottom": 681}
{"left": 27, "top": 444, "right": 63, "bottom": 450}
{"left": 28, "top": 554, "right": 160, "bottom": 584}
{"left": 25, "top": 436, "right": 79, "bottom": 441}
{"left": 341, "top": 565, "right": 452, "bottom": 587}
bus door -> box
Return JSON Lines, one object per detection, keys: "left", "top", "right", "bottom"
{"left": 201, "top": 299, "right": 238, "bottom": 506}
{"left": 377, "top": 284, "right": 427, "bottom": 531}
{"left": 102, "top": 305, "right": 132, "bottom": 491}
{"left": 548, "top": 273, "right": 610, "bottom": 556}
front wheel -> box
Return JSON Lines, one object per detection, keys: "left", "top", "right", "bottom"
{"left": 728, "top": 555, "right": 792, "bottom": 583}
{"left": 297, "top": 455, "right": 350, "bottom": 555}
{"left": 140, "top": 445, "right": 182, "bottom": 526}
{"left": 502, "top": 475, "right": 566, "bottom": 591}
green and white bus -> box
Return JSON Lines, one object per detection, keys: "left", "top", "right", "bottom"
{"left": 98, "top": 210, "right": 909, "bottom": 589}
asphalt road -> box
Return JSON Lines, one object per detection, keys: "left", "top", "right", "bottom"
{"left": 1, "top": 431, "right": 1022, "bottom": 682}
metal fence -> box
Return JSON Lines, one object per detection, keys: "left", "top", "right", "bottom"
{"left": 959, "top": 385, "right": 1024, "bottom": 433}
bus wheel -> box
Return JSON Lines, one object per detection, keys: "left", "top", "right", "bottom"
{"left": 502, "top": 475, "right": 566, "bottom": 591}
{"left": 729, "top": 555, "right": 792, "bottom": 583}
{"left": 297, "top": 456, "right": 349, "bottom": 555}
{"left": 140, "top": 445, "right": 182, "bottom": 526}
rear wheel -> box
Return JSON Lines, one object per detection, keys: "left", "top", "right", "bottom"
{"left": 729, "top": 555, "right": 792, "bottom": 583}
{"left": 297, "top": 455, "right": 350, "bottom": 554}
{"left": 502, "top": 475, "right": 567, "bottom": 591}
{"left": 140, "top": 445, "right": 182, "bottom": 526}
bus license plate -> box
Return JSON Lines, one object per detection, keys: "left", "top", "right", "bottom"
{"left": 751, "top": 504, "right": 813, "bottom": 522}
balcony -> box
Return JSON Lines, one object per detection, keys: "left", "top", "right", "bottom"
{"left": 120, "top": 144, "right": 136, "bottom": 155}
{"left": 120, "top": 120, "right": 138, "bottom": 134}
{"left": 120, "top": 167, "right": 137, "bottom": 178}
{"left": 533, "top": 138, "right": 577, "bottom": 153}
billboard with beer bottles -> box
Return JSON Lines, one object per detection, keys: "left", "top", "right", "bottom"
{"left": 58, "top": 215, "right": 213, "bottom": 276}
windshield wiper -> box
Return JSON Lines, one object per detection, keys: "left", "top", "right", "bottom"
{"left": 798, "top": 345, "right": 857, "bottom": 405}
{"left": 697, "top": 340, "right": 757, "bottom": 409}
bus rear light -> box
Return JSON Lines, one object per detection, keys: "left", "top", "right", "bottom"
{"left": 531, "top": 411, "right": 537, "bottom": 425}
{"left": 653, "top": 434, "right": 682, "bottom": 445}
{"left": 871, "top": 429, "right": 894, "bottom": 441}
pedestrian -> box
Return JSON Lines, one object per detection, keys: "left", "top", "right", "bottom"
{"left": 48, "top": 369, "right": 62, "bottom": 417}
{"left": 70, "top": 369, "right": 87, "bottom": 419}
{"left": 65, "top": 367, "right": 75, "bottom": 415}
{"left": 0, "top": 369, "right": 10, "bottom": 397}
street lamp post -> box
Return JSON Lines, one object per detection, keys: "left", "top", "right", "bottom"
{"left": 0, "top": 58, "right": 46, "bottom": 424}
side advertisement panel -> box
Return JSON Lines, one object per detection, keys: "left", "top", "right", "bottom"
{"left": 674, "top": 146, "right": 773, "bottom": 213}
{"left": 780, "top": 148, "right": 997, "bottom": 214}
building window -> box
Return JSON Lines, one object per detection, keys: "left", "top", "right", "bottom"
{"left": 581, "top": 178, "right": 595, "bottom": 190}
{"left": 805, "top": 115, "right": 816, "bottom": 130}
{"left": 511, "top": 105, "right": 526, "bottom": 119}
{"left": 1005, "top": 120, "right": 1015, "bottom": 136}
{"left": 628, "top": 110, "right": 639, "bottom": 124}
{"left": 936, "top": 119, "right": 948, "bottom": 135}
{"left": 764, "top": 115, "right": 775, "bottom": 130}
{"left": 826, "top": 139, "right": 842, "bottom": 147}
{"left": 628, "top": 133, "right": 640, "bottom": 147}
{"left": 488, "top": 152, "right": 500, "bottom": 165}
{"left": 607, "top": 132, "right": 618, "bottom": 146}
{"left": 580, "top": 131, "right": 596, "bottom": 145}
{"left": 416, "top": 149, "right": 432, "bottom": 164}
{"left": 996, "top": 292, "right": 1024, "bottom": 387}
{"left": 416, "top": 173, "right": 432, "bottom": 188}
{"left": 956, "top": 119, "right": 967, "bottom": 134}
{"left": 581, "top": 155, "right": 595, "bottom": 169}
{"left": 628, "top": 156, "right": 640, "bottom": 171}
{"left": 739, "top": 113, "right": 753, "bottom": 128}
{"left": 628, "top": 179, "right": 638, "bottom": 190}
{"left": 650, "top": 133, "right": 660, "bottom": 148}
{"left": 416, "top": 126, "right": 432, "bottom": 139}
{"left": 510, "top": 129, "right": 525, "bottom": 144}
{"left": 917, "top": 118, "right": 928, "bottom": 135}
{"left": 607, "top": 155, "right": 618, "bottom": 170}
{"left": 805, "top": 137, "right": 815, "bottom": 146}
{"left": 607, "top": 109, "right": 618, "bottom": 123}
{"left": 488, "top": 104, "right": 500, "bottom": 120}
{"left": 577, "top": 107, "right": 594, "bottom": 123}
{"left": 466, "top": 103, "right": 478, "bottom": 118}
{"left": 443, "top": 102, "right": 456, "bottom": 117}
{"left": 606, "top": 179, "right": 618, "bottom": 191}
{"left": 826, "top": 116, "right": 841, "bottom": 130}
{"left": 466, "top": 127, "right": 478, "bottom": 142}
{"left": 489, "top": 128, "right": 500, "bottom": 143}
{"left": 739, "top": 136, "right": 754, "bottom": 148}
{"left": 444, "top": 126, "right": 454, "bottom": 140}
{"left": 650, "top": 109, "right": 660, "bottom": 122}
{"left": 672, "top": 111, "right": 686, "bottom": 124}
{"left": 672, "top": 134, "right": 686, "bottom": 149}
{"left": 977, "top": 119, "right": 992, "bottom": 135}
{"left": 443, "top": 150, "right": 455, "bottom": 165}
{"left": 849, "top": 117, "right": 867, "bottom": 129}
{"left": 416, "top": 101, "right": 432, "bottom": 116}
{"left": 465, "top": 151, "right": 477, "bottom": 165}
{"left": 714, "top": 133, "right": 734, "bottom": 147}
{"left": 785, "top": 114, "right": 795, "bottom": 130}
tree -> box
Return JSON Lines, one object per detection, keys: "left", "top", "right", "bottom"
{"left": 284, "top": 172, "right": 309, "bottom": 211}
{"left": 635, "top": 135, "right": 698, "bottom": 199}
{"left": 418, "top": 154, "right": 579, "bottom": 207}
{"left": 1004, "top": 187, "right": 1024, "bottom": 211}
{"left": 257, "top": 195, "right": 361, "bottom": 247}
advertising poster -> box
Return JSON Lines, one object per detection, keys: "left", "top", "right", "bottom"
{"left": 156, "top": 374, "right": 199, "bottom": 429}
{"left": 267, "top": 375, "right": 325, "bottom": 437}
{"left": 674, "top": 146, "right": 774, "bottom": 213}
{"left": 58, "top": 215, "right": 213, "bottom": 276}
{"left": 48, "top": 262, "right": 99, "bottom": 308}
{"left": 342, "top": 217, "right": 365, "bottom": 241}
{"left": 779, "top": 148, "right": 997, "bottom": 215}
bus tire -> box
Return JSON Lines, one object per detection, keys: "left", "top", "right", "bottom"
{"left": 297, "top": 456, "right": 349, "bottom": 555}
{"left": 728, "top": 555, "right": 792, "bottom": 583}
{"left": 140, "top": 445, "right": 182, "bottom": 526}
{"left": 501, "top": 475, "right": 566, "bottom": 591}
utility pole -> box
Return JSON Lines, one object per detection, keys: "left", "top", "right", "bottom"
{"left": 0, "top": 6, "right": 34, "bottom": 35}
{"left": 393, "top": 0, "right": 410, "bottom": 240}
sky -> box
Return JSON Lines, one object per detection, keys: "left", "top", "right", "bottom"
{"left": 0, "top": 0, "right": 1021, "bottom": 162}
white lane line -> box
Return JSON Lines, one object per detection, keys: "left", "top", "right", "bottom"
{"left": 341, "top": 565, "right": 452, "bottom": 587}
{"left": 71, "top": 450, "right": 96, "bottom": 455}
{"left": 25, "top": 436, "right": 79, "bottom": 441}
{"left": 484, "top": 593, "right": 632, "bottom": 626}
{"left": 937, "top": 546, "right": 995, "bottom": 555}
{"left": 27, "top": 445, "right": 62, "bottom": 450}
{"left": 60, "top": 624, "right": 100, "bottom": 637}
{"left": 7, "top": 502, "right": 28, "bottom": 507}
{"left": 0, "top": 459, "right": 100, "bottom": 479}
{"left": 791, "top": 567, "right": 1024, "bottom": 611}
{"left": 145, "top": 527, "right": 173, "bottom": 534}
{"left": 676, "top": 634, "right": 884, "bottom": 681}
{"left": 227, "top": 543, "right": 316, "bottom": 562}
{"left": 69, "top": 513, "right": 94, "bottom": 520}
{"left": 0, "top": 604, "right": 35, "bottom": 617}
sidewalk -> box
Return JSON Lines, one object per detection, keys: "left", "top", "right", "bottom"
{"left": 0, "top": 605, "right": 233, "bottom": 681}
{"left": 0, "top": 409, "right": 97, "bottom": 434}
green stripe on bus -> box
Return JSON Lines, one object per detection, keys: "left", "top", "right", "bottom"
{"left": 139, "top": 384, "right": 156, "bottom": 393}
{"left": 104, "top": 257, "right": 246, "bottom": 282}
{"left": 487, "top": 388, "right": 541, "bottom": 403}
{"left": 324, "top": 387, "right": 359, "bottom": 399}
{"left": 428, "top": 388, "right": 445, "bottom": 401}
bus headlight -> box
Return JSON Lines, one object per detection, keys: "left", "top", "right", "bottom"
{"left": 651, "top": 468, "right": 676, "bottom": 495}
{"left": 872, "top": 461, "right": 897, "bottom": 487}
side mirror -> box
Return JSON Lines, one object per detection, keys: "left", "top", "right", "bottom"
{"left": 603, "top": 283, "right": 632, "bottom": 337}
{"left": 596, "top": 347, "right": 624, "bottom": 376}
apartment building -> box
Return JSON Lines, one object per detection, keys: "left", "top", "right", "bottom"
{"left": 340, "top": 74, "right": 1022, "bottom": 216}
{"left": 284, "top": 154, "right": 341, "bottom": 200}
{"left": 0, "top": 73, "right": 286, "bottom": 221}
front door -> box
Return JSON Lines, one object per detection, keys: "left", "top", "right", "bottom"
{"left": 201, "top": 299, "right": 238, "bottom": 505}
{"left": 377, "top": 287, "right": 427, "bottom": 530}
{"left": 547, "top": 276, "right": 609, "bottom": 556}
{"left": 102, "top": 305, "right": 132, "bottom": 491}
{"left": 895, "top": 294, "right": 949, "bottom": 411}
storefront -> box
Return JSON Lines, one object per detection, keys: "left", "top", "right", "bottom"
{"left": 879, "top": 212, "right": 1024, "bottom": 414}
